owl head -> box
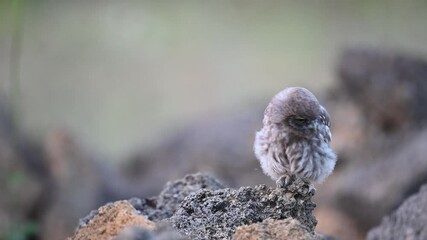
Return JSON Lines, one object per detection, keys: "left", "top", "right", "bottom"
{"left": 264, "top": 87, "right": 331, "bottom": 139}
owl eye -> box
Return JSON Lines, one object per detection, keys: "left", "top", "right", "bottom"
{"left": 293, "top": 117, "right": 308, "bottom": 126}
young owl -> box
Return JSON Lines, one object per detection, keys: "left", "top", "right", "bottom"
{"left": 254, "top": 87, "right": 337, "bottom": 187}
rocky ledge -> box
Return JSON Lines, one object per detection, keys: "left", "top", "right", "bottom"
{"left": 67, "top": 173, "right": 324, "bottom": 240}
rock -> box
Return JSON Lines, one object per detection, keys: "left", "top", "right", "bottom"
{"left": 153, "top": 222, "right": 189, "bottom": 240}
{"left": 115, "top": 226, "right": 155, "bottom": 240}
{"left": 77, "top": 209, "right": 100, "bottom": 229}
{"left": 367, "top": 184, "right": 427, "bottom": 240}
{"left": 68, "top": 201, "right": 155, "bottom": 240}
{"left": 131, "top": 173, "right": 225, "bottom": 221}
{"left": 116, "top": 223, "right": 188, "bottom": 240}
{"left": 170, "top": 178, "right": 317, "bottom": 239}
{"left": 69, "top": 174, "right": 320, "bottom": 240}
{"left": 334, "top": 128, "right": 427, "bottom": 230}
{"left": 156, "top": 173, "right": 225, "bottom": 218}
{"left": 128, "top": 197, "right": 161, "bottom": 221}
{"left": 232, "top": 218, "right": 321, "bottom": 240}
{"left": 337, "top": 48, "right": 427, "bottom": 134}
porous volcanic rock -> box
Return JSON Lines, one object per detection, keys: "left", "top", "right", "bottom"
{"left": 367, "top": 184, "right": 427, "bottom": 240}
{"left": 232, "top": 218, "right": 322, "bottom": 240}
{"left": 131, "top": 173, "right": 225, "bottom": 221}
{"left": 156, "top": 173, "right": 225, "bottom": 217}
{"left": 170, "top": 178, "right": 316, "bottom": 239}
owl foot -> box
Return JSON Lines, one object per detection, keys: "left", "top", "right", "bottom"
{"left": 276, "top": 175, "right": 295, "bottom": 189}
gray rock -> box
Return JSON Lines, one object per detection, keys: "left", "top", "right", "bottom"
{"left": 75, "top": 173, "right": 225, "bottom": 231}
{"left": 128, "top": 197, "right": 164, "bottom": 221}
{"left": 157, "top": 173, "right": 225, "bottom": 216}
{"left": 367, "top": 184, "right": 427, "bottom": 240}
{"left": 115, "top": 226, "right": 155, "bottom": 240}
{"left": 76, "top": 209, "right": 99, "bottom": 229}
{"left": 170, "top": 178, "right": 317, "bottom": 240}
{"left": 154, "top": 222, "right": 189, "bottom": 240}
{"left": 116, "top": 223, "right": 189, "bottom": 240}
{"left": 132, "top": 173, "right": 225, "bottom": 221}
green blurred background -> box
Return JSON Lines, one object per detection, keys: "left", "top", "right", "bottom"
{"left": 2, "top": 0, "right": 427, "bottom": 159}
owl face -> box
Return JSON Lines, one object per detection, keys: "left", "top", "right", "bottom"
{"left": 264, "top": 87, "right": 331, "bottom": 139}
{"left": 285, "top": 113, "right": 329, "bottom": 139}
{"left": 286, "top": 115, "right": 318, "bottom": 137}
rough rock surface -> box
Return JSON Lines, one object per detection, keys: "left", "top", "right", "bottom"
{"left": 232, "top": 218, "right": 322, "bottom": 240}
{"left": 335, "top": 128, "right": 427, "bottom": 229}
{"left": 170, "top": 178, "right": 317, "bottom": 239}
{"left": 367, "top": 184, "right": 427, "bottom": 240}
{"left": 131, "top": 173, "right": 225, "bottom": 221}
{"left": 68, "top": 173, "right": 321, "bottom": 240}
{"left": 68, "top": 201, "right": 155, "bottom": 240}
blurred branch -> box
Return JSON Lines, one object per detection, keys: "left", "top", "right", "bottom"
{"left": 9, "top": 0, "right": 24, "bottom": 136}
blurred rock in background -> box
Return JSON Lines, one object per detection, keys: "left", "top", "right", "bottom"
{"left": 0, "top": 97, "right": 50, "bottom": 239}
{"left": 333, "top": 127, "right": 427, "bottom": 230}
{"left": 367, "top": 183, "right": 427, "bottom": 240}
{"left": 337, "top": 48, "right": 427, "bottom": 134}
{"left": 314, "top": 48, "right": 427, "bottom": 238}
{"left": 119, "top": 107, "right": 270, "bottom": 197}
{"left": 40, "top": 129, "right": 129, "bottom": 239}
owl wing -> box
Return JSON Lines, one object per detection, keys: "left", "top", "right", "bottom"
{"left": 319, "top": 105, "right": 332, "bottom": 143}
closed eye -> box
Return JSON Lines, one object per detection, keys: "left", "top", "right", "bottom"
{"left": 293, "top": 118, "right": 308, "bottom": 126}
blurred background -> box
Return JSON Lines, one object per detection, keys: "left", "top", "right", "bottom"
{"left": 1, "top": 0, "right": 427, "bottom": 239}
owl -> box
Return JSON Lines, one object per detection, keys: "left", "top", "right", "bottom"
{"left": 254, "top": 87, "right": 337, "bottom": 187}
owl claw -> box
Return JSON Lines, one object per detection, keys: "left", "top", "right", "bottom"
{"left": 276, "top": 175, "right": 294, "bottom": 188}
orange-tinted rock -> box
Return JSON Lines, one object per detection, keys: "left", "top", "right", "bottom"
{"left": 67, "top": 201, "right": 154, "bottom": 240}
